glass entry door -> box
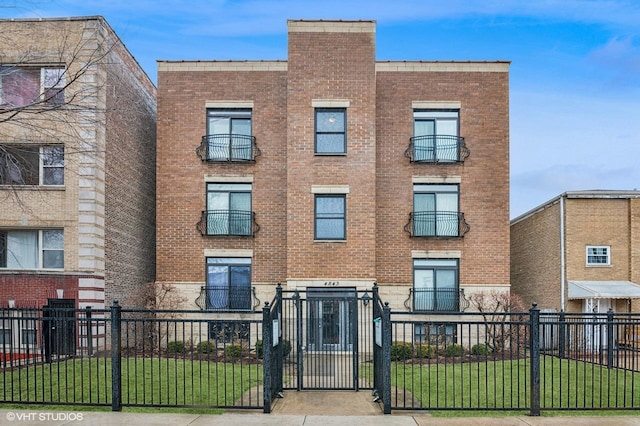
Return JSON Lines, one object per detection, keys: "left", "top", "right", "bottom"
{"left": 307, "top": 288, "right": 355, "bottom": 351}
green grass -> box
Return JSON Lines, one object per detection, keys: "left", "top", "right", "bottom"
{"left": 380, "top": 355, "right": 640, "bottom": 415}
{"left": 0, "top": 357, "right": 262, "bottom": 410}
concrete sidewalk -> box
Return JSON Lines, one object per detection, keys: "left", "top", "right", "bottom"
{"left": 2, "top": 410, "right": 640, "bottom": 426}
{"left": 2, "top": 390, "right": 640, "bottom": 425}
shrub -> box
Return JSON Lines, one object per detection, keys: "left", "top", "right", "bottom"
{"left": 256, "top": 339, "right": 292, "bottom": 358}
{"left": 224, "top": 344, "right": 244, "bottom": 358}
{"left": 471, "top": 343, "right": 492, "bottom": 356}
{"left": 390, "top": 341, "right": 413, "bottom": 361}
{"left": 196, "top": 341, "right": 216, "bottom": 354}
{"left": 444, "top": 343, "right": 464, "bottom": 357}
{"left": 415, "top": 344, "right": 436, "bottom": 358}
{"left": 167, "top": 341, "right": 185, "bottom": 354}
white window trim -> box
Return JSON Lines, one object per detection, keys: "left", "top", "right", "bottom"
{"left": 311, "top": 185, "right": 350, "bottom": 194}
{"left": 413, "top": 176, "right": 462, "bottom": 184}
{"left": 204, "top": 175, "right": 253, "bottom": 183}
{"left": 412, "top": 101, "right": 461, "bottom": 110}
{"left": 312, "top": 99, "right": 350, "bottom": 108}
{"left": 205, "top": 100, "right": 254, "bottom": 109}
{"left": 586, "top": 245, "right": 611, "bottom": 266}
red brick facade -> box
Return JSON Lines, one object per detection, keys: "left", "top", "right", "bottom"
{"left": 156, "top": 20, "right": 510, "bottom": 310}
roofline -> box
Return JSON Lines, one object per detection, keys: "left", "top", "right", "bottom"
{"left": 511, "top": 190, "right": 640, "bottom": 225}
{"left": 157, "top": 59, "right": 510, "bottom": 73}
{"left": 1, "top": 15, "right": 155, "bottom": 89}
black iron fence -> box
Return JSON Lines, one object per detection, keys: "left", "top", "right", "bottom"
{"left": 375, "top": 301, "right": 640, "bottom": 414}
{"left": 1, "top": 294, "right": 639, "bottom": 416}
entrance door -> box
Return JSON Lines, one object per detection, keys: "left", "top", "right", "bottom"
{"left": 304, "top": 287, "right": 357, "bottom": 389}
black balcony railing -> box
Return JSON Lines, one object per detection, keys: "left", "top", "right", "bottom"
{"left": 196, "top": 134, "right": 261, "bottom": 162}
{"left": 404, "top": 287, "right": 470, "bottom": 312}
{"left": 404, "top": 211, "right": 470, "bottom": 238}
{"left": 405, "top": 135, "right": 470, "bottom": 163}
{"left": 196, "top": 210, "right": 259, "bottom": 236}
{"left": 194, "top": 285, "right": 258, "bottom": 311}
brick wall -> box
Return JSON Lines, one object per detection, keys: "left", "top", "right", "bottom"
{"left": 156, "top": 67, "right": 288, "bottom": 288}
{"left": 510, "top": 201, "right": 562, "bottom": 310}
{"left": 286, "top": 22, "right": 377, "bottom": 280}
{"left": 376, "top": 67, "right": 510, "bottom": 289}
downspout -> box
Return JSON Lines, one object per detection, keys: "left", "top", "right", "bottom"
{"left": 560, "top": 194, "right": 566, "bottom": 311}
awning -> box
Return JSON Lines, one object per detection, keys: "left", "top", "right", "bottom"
{"left": 568, "top": 280, "right": 640, "bottom": 299}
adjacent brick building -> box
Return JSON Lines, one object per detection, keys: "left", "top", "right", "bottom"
{"left": 0, "top": 17, "right": 156, "bottom": 314}
{"left": 156, "top": 20, "right": 510, "bottom": 343}
{"left": 511, "top": 190, "right": 640, "bottom": 314}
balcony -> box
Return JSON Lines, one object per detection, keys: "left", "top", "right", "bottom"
{"left": 404, "top": 211, "right": 470, "bottom": 238}
{"left": 196, "top": 210, "right": 260, "bottom": 236}
{"left": 404, "top": 288, "right": 470, "bottom": 312}
{"left": 196, "top": 134, "right": 261, "bottom": 162}
{"left": 405, "top": 135, "right": 470, "bottom": 163}
{"left": 194, "top": 285, "right": 258, "bottom": 311}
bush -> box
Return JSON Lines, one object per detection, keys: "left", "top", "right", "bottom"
{"left": 256, "top": 339, "right": 292, "bottom": 358}
{"left": 167, "top": 341, "right": 185, "bottom": 354}
{"left": 471, "top": 343, "right": 492, "bottom": 356}
{"left": 415, "top": 344, "right": 436, "bottom": 358}
{"left": 224, "top": 344, "right": 244, "bottom": 358}
{"left": 390, "top": 341, "right": 413, "bottom": 361}
{"left": 196, "top": 341, "right": 216, "bottom": 354}
{"left": 444, "top": 343, "right": 464, "bottom": 357}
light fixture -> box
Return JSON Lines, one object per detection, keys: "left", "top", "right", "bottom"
{"left": 8, "top": 299, "right": 15, "bottom": 308}
{"left": 56, "top": 289, "right": 64, "bottom": 298}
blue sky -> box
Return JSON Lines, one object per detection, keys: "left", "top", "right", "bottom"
{"left": 2, "top": 0, "right": 639, "bottom": 218}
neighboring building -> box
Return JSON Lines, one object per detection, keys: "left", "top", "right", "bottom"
{"left": 511, "top": 190, "right": 640, "bottom": 314}
{"left": 0, "top": 17, "right": 156, "bottom": 315}
{"left": 156, "top": 20, "right": 510, "bottom": 344}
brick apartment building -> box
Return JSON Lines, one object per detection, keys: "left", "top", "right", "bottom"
{"left": 156, "top": 20, "right": 510, "bottom": 344}
{"left": 0, "top": 17, "right": 156, "bottom": 316}
{"left": 511, "top": 190, "right": 640, "bottom": 314}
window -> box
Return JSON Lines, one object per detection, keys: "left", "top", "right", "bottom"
{"left": 413, "top": 184, "right": 459, "bottom": 237}
{"left": 205, "top": 183, "right": 252, "bottom": 236}
{"left": 587, "top": 246, "right": 610, "bottom": 266}
{"left": 205, "top": 109, "right": 252, "bottom": 161}
{"left": 0, "top": 229, "right": 64, "bottom": 269}
{"left": 413, "top": 110, "right": 460, "bottom": 162}
{"left": 205, "top": 257, "right": 252, "bottom": 310}
{"left": 315, "top": 194, "right": 346, "bottom": 240}
{"left": 0, "top": 313, "right": 38, "bottom": 348}
{"left": 415, "top": 323, "right": 457, "bottom": 345}
{"left": 315, "top": 108, "right": 346, "bottom": 154}
{"left": 0, "top": 145, "right": 64, "bottom": 186}
{"left": 413, "top": 259, "right": 459, "bottom": 311}
{"left": 0, "top": 66, "right": 65, "bottom": 107}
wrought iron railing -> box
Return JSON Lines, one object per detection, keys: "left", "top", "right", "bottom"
{"left": 404, "top": 287, "right": 470, "bottom": 312}
{"left": 194, "top": 285, "right": 259, "bottom": 311}
{"left": 196, "top": 134, "right": 261, "bottom": 162}
{"left": 404, "top": 211, "right": 470, "bottom": 237}
{"left": 196, "top": 210, "right": 259, "bottom": 236}
{"left": 405, "top": 135, "right": 470, "bottom": 163}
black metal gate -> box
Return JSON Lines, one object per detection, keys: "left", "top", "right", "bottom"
{"left": 279, "top": 286, "right": 375, "bottom": 390}
{"left": 42, "top": 298, "right": 76, "bottom": 361}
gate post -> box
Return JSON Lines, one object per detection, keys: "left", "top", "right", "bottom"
{"left": 606, "top": 308, "right": 614, "bottom": 369}
{"left": 381, "top": 302, "right": 392, "bottom": 415}
{"left": 110, "top": 301, "right": 122, "bottom": 412}
{"left": 529, "top": 303, "right": 541, "bottom": 416}
{"left": 558, "top": 310, "right": 565, "bottom": 359}
{"left": 262, "top": 301, "right": 273, "bottom": 413}
{"left": 294, "top": 290, "right": 303, "bottom": 391}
